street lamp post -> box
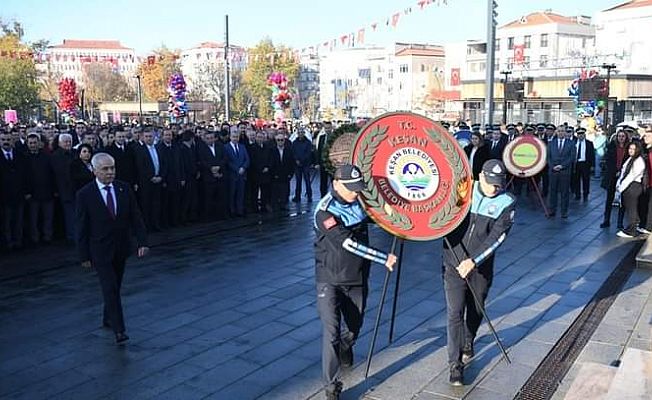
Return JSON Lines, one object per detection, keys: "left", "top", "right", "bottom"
{"left": 501, "top": 70, "right": 512, "bottom": 124}
{"left": 135, "top": 75, "right": 143, "bottom": 125}
{"left": 601, "top": 63, "right": 616, "bottom": 133}
{"left": 485, "top": 0, "right": 498, "bottom": 126}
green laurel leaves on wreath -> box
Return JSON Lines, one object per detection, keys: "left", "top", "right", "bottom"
{"left": 425, "top": 128, "right": 464, "bottom": 229}
{"left": 356, "top": 125, "right": 413, "bottom": 231}
{"left": 323, "top": 123, "right": 360, "bottom": 175}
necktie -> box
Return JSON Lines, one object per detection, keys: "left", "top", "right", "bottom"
{"left": 148, "top": 146, "right": 159, "bottom": 175}
{"left": 104, "top": 186, "right": 116, "bottom": 219}
{"left": 577, "top": 142, "right": 582, "bottom": 161}
{"left": 558, "top": 140, "right": 562, "bottom": 152}
{"left": 5, "top": 151, "right": 11, "bottom": 161}
{"left": 234, "top": 144, "right": 239, "bottom": 157}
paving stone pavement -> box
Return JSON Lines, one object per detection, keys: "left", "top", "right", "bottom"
{"left": 0, "top": 184, "right": 643, "bottom": 400}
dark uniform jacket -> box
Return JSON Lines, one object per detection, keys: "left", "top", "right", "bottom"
{"left": 314, "top": 190, "right": 388, "bottom": 286}
{"left": 444, "top": 182, "right": 515, "bottom": 278}
{"left": 105, "top": 143, "right": 137, "bottom": 186}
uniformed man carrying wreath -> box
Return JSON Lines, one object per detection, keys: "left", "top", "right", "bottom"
{"left": 313, "top": 164, "right": 397, "bottom": 400}
{"left": 443, "top": 159, "right": 516, "bottom": 386}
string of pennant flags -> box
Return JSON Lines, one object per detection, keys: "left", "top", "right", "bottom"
{"left": 298, "top": 0, "right": 448, "bottom": 55}
{"left": 0, "top": 0, "right": 449, "bottom": 65}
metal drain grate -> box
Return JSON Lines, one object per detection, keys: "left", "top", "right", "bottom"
{"left": 513, "top": 243, "right": 642, "bottom": 400}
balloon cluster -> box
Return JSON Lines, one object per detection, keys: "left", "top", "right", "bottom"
{"left": 167, "top": 73, "right": 188, "bottom": 120}
{"left": 58, "top": 78, "right": 79, "bottom": 116}
{"left": 567, "top": 69, "right": 603, "bottom": 126}
{"left": 267, "top": 71, "right": 292, "bottom": 122}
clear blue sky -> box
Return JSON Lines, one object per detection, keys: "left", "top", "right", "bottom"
{"left": 3, "top": 0, "right": 621, "bottom": 54}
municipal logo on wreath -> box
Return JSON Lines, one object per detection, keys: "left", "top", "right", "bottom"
{"left": 387, "top": 148, "right": 440, "bottom": 201}
{"left": 351, "top": 112, "right": 472, "bottom": 241}
{"left": 502, "top": 135, "right": 547, "bottom": 177}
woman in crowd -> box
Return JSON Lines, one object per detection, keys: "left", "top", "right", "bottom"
{"left": 615, "top": 141, "right": 645, "bottom": 238}
{"left": 464, "top": 131, "right": 490, "bottom": 181}
{"left": 70, "top": 143, "right": 95, "bottom": 193}
{"left": 600, "top": 129, "right": 629, "bottom": 229}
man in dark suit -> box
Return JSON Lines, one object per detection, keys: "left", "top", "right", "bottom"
{"left": 197, "top": 130, "right": 226, "bottom": 220}
{"left": 572, "top": 128, "right": 594, "bottom": 201}
{"left": 487, "top": 128, "right": 506, "bottom": 161}
{"left": 104, "top": 130, "right": 137, "bottom": 191}
{"left": 547, "top": 127, "right": 575, "bottom": 218}
{"left": 249, "top": 131, "right": 273, "bottom": 212}
{"left": 315, "top": 121, "right": 333, "bottom": 197}
{"left": 291, "top": 129, "right": 315, "bottom": 202}
{"left": 25, "top": 134, "right": 56, "bottom": 244}
{"left": 270, "top": 132, "right": 295, "bottom": 211}
{"left": 51, "top": 133, "right": 76, "bottom": 242}
{"left": 180, "top": 130, "right": 200, "bottom": 223}
{"left": 0, "top": 131, "right": 29, "bottom": 250}
{"left": 76, "top": 153, "right": 148, "bottom": 344}
{"left": 157, "top": 128, "right": 185, "bottom": 227}
{"left": 224, "top": 130, "right": 250, "bottom": 217}
{"left": 134, "top": 129, "right": 166, "bottom": 231}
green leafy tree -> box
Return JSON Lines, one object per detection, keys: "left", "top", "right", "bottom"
{"left": 136, "top": 47, "right": 181, "bottom": 101}
{"left": 242, "top": 39, "right": 299, "bottom": 119}
{"left": 0, "top": 20, "right": 39, "bottom": 121}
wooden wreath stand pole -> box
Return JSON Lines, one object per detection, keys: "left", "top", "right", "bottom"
{"left": 529, "top": 175, "right": 551, "bottom": 217}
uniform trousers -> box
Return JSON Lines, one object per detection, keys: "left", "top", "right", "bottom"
{"left": 444, "top": 264, "right": 492, "bottom": 365}
{"left": 316, "top": 282, "right": 367, "bottom": 392}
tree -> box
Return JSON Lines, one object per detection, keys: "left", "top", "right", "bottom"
{"left": 187, "top": 61, "right": 225, "bottom": 104}
{"left": 0, "top": 21, "right": 39, "bottom": 121}
{"left": 241, "top": 39, "right": 299, "bottom": 119}
{"left": 136, "top": 47, "right": 181, "bottom": 101}
{"left": 82, "top": 62, "right": 134, "bottom": 102}
{"left": 298, "top": 92, "right": 319, "bottom": 121}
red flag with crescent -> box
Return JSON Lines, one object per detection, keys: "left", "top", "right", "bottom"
{"left": 514, "top": 45, "right": 525, "bottom": 65}
{"left": 451, "top": 68, "right": 460, "bottom": 86}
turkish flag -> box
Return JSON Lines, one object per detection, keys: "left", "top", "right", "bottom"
{"left": 391, "top": 13, "right": 400, "bottom": 28}
{"left": 514, "top": 45, "right": 525, "bottom": 65}
{"left": 357, "top": 28, "right": 365, "bottom": 45}
{"left": 451, "top": 68, "right": 460, "bottom": 86}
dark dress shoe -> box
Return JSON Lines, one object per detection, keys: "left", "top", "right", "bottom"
{"left": 600, "top": 221, "right": 610, "bottom": 228}
{"left": 115, "top": 332, "right": 129, "bottom": 344}
{"left": 339, "top": 346, "right": 353, "bottom": 368}
{"left": 102, "top": 320, "right": 112, "bottom": 329}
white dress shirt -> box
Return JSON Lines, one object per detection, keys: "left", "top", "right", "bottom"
{"left": 95, "top": 179, "right": 117, "bottom": 213}
{"left": 576, "top": 139, "right": 586, "bottom": 162}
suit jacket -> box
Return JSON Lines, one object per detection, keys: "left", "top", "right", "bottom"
{"left": 464, "top": 144, "right": 490, "bottom": 181}
{"left": 197, "top": 141, "right": 226, "bottom": 184}
{"left": 269, "top": 146, "right": 295, "bottom": 182}
{"left": 250, "top": 143, "right": 273, "bottom": 184}
{"left": 0, "top": 149, "right": 28, "bottom": 205}
{"left": 75, "top": 179, "right": 147, "bottom": 263}
{"left": 487, "top": 139, "right": 506, "bottom": 161}
{"left": 223, "top": 142, "right": 250, "bottom": 179}
{"left": 574, "top": 139, "right": 595, "bottom": 167}
{"left": 180, "top": 142, "right": 199, "bottom": 182}
{"left": 25, "top": 150, "right": 56, "bottom": 201}
{"left": 105, "top": 143, "right": 137, "bottom": 186}
{"left": 134, "top": 144, "right": 167, "bottom": 186}
{"left": 291, "top": 137, "right": 314, "bottom": 167}
{"left": 51, "top": 148, "right": 75, "bottom": 202}
{"left": 157, "top": 142, "right": 185, "bottom": 190}
{"left": 547, "top": 137, "right": 575, "bottom": 173}
{"left": 70, "top": 158, "right": 95, "bottom": 194}
{"left": 315, "top": 131, "right": 329, "bottom": 166}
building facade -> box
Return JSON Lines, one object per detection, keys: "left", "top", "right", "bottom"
{"left": 318, "top": 43, "right": 445, "bottom": 120}
{"left": 179, "top": 42, "right": 247, "bottom": 103}
{"left": 43, "top": 39, "right": 138, "bottom": 83}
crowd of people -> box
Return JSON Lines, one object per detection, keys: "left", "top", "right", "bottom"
{"left": 2, "top": 116, "right": 650, "bottom": 254}
{"left": 0, "top": 119, "right": 339, "bottom": 253}
{"left": 452, "top": 120, "right": 652, "bottom": 239}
